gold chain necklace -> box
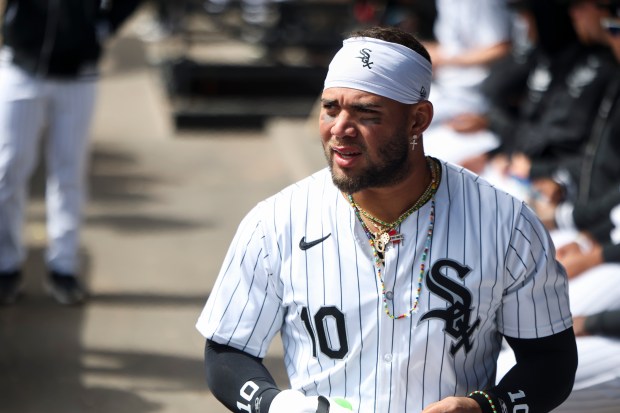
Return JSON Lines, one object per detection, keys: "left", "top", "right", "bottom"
{"left": 348, "top": 157, "right": 439, "bottom": 254}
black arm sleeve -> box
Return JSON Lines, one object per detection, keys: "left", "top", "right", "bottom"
{"left": 470, "top": 328, "right": 578, "bottom": 413}
{"left": 602, "top": 243, "right": 620, "bottom": 264}
{"left": 204, "top": 340, "right": 281, "bottom": 413}
{"left": 573, "top": 190, "right": 620, "bottom": 243}
{"left": 585, "top": 309, "right": 620, "bottom": 337}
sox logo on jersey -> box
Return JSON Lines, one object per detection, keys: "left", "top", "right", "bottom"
{"left": 419, "top": 259, "right": 481, "bottom": 356}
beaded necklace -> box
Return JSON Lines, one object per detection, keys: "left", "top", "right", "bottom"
{"left": 349, "top": 157, "right": 440, "bottom": 320}
{"left": 348, "top": 157, "right": 439, "bottom": 254}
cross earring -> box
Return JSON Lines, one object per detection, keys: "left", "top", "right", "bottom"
{"left": 410, "top": 134, "right": 419, "bottom": 151}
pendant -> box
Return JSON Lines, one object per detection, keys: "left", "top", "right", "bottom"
{"left": 374, "top": 230, "right": 404, "bottom": 253}
{"left": 388, "top": 229, "right": 404, "bottom": 245}
{"left": 375, "top": 231, "right": 390, "bottom": 253}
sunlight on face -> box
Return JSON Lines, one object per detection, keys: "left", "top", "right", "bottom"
{"left": 319, "top": 88, "right": 413, "bottom": 193}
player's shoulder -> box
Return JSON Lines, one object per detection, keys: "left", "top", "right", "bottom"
{"left": 265, "top": 168, "right": 333, "bottom": 201}
{"left": 252, "top": 168, "right": 335, "bottom": 216}
{"left": 440, "top": 160, "right": 524, "bottom": 208}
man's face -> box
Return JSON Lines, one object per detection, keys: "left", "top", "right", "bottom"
{"left": 319, "top": 87, "right": 414, "bottom": 194}
{"left": 569, "top": 0, "right": 611, "bottom": 44}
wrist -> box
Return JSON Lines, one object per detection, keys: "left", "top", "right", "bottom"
{"left": 468, "top": 390, "right": 500, "bottom": 413}
{"left": 258, "top": 388, "right": 280, "bottom": 413}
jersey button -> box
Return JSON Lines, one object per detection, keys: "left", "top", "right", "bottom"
{"left": 385, "top": 291, "right": 394, "bottom": 300}
{"left": 383, "top": 353, "right": 393, "bottom": 363}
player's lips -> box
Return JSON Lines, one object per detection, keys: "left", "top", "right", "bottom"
{"left": 331, "top": 146, "right": 362, "bottom": 168}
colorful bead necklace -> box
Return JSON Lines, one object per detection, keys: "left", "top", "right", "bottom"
{"left": 348, "top": 157, "right": 439, "bottom": 255}
{"left": 349, "top": 157, "right": 440, "bottom": 320}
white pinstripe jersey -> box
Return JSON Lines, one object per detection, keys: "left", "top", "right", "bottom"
{"left": 196, "top": 160, "right": 572, "bottom": 413}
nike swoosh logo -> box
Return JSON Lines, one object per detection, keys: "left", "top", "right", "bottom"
{"left": 299, "top": 234, "right": 332, "bottom": 250}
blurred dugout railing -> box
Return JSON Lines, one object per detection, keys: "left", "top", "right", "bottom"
{"left": 156, "top": 0, "right": 356, "bottom": 130}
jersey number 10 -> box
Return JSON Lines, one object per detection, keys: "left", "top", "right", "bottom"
{"left": 301, "top": 306, "right": 349, "bottom": 359}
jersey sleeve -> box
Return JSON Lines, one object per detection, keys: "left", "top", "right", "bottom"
{"left": 196, "top": 201, "right": 285, "bottom": 358}
{"left": 498, "top": 203, "right": 573, "bottom": 339}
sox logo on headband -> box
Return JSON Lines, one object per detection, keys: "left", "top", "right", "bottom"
{"left": 323, "top": 37, "right": 432, "bottom": 104}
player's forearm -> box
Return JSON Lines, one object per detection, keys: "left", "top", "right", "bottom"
{"left": 204, "top": 340, "right": 280, "bottom": 413}
{"left": 441, "top": 42, "right": 511, "bottom": 67}
{"left": 488, "top": 328, "right": 577, "bottom": 412}
{"left": 584, "top": 309, "right": 620, "bottom": 337}
{"left": 204, "top": 340, "right": 353, "bottom": 413}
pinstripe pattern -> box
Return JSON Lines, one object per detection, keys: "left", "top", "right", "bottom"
{"left": 0, "top": 61, "right": 97, "bottom": 273}
{"left": 196, "top": 161, "right": 572, "bottom": 413}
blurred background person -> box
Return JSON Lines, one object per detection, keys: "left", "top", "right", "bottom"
{"left": 0, "top": 0, "right": 143, "bottom": 305}
{"left": 421, "top": 0, "right": 513, "bottom": 164}
{"left": 521, "top": 0, "right": 620, "bottom": 280}
{"left": 437, "top": 0, "right": 616, "bottom": 199}
{"left": 424, "top": 0, "right": 512, "bottom": 123}
{"left": 503, "top": 0, "right": 618, "bottom": 197}
{"left": 497, "top": 3, "right": 620, "bottom": 411}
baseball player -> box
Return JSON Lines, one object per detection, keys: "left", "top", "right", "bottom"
{"left": 0, "top": 0, "right": 142, "bottom": 305}
{"left": 196, "top": 26, "right": 577, "bottom": 413}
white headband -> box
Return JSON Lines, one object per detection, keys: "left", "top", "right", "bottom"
{"left": 323, "top": 37, "right": 432, "bottom": 104}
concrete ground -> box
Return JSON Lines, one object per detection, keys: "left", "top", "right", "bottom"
{"left": 0, "top": 9, "right": 326, "bottom": 413}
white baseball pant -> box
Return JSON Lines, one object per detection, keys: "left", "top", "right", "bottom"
{"left": 0, "top": 60, "right": 97, "bottom": 274}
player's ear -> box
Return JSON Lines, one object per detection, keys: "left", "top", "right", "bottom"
{"left": 408, "top": 100, "right": 433, "bottom": 137}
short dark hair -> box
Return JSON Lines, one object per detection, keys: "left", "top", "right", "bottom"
{"left": 347, "top": 26, "right": 432, "bottom": 64}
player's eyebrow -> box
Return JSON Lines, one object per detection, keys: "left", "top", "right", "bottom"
{"left": 351, "top": 102, "right": 382, "bottom": 112}
{"left": 320, "top": 99, "right": 384, "bottom": 114}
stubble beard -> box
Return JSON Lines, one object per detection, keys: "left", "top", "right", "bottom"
{"left": 325, "top": 133, "right": 412, "bottom": 194}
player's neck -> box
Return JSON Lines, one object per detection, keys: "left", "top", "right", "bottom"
{"left": 350, "top": 156, "right": 437, "bottom": 224}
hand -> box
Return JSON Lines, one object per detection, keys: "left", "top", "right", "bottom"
{"left": 556, "top": 240, "right": 604, "bottom": 279}
{"left": 269, "top": 389, "right": 352, "bottom": 413}
{"left": 572, "top": 315, "right": 590, "bottom": 337}
{"left": 422, "top": 396, "right": 482, "bottom": 412}
{"left": 556, "top": 241, "right": 580, "bottom": 260}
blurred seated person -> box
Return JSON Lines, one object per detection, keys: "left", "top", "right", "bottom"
{"left": 497, "top": 10, "right": 620, "bottom": 411}
{"left": 526, "top": 0, "right": 620, "bottom": 277}
{"left": 420, "top": 0, "right": 513, "bottom": 164}
{"left": 423, "top": 0, "right": 512, "bottom": 124}
{"left": 433, "top": 0, "right": 616, "bottom": 187}
{"left": 536, "top": 191, "right": 620, "bottom": 279}
{"left": 504, "top": 0, "right": 618, "bottom": 185}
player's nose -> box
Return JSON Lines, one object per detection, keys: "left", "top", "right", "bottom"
{"left": 330, "top": 112, "right": 357, "bottom": 139}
